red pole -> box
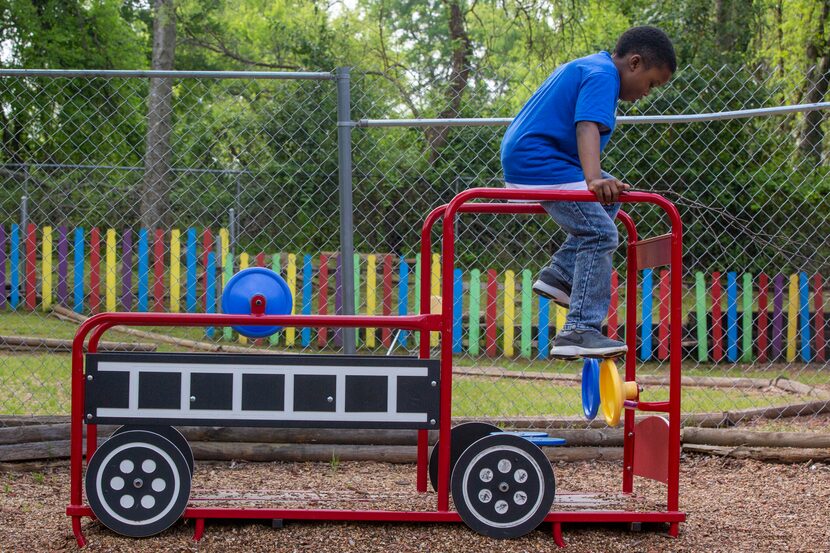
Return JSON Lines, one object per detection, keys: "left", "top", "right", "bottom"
{"left": 486, "top": 269, "right": 497, "bottom": 357}
{"left": 757, "top": 273, "right": 769, "bottom": 362}
{"left": 318, "top": 254, "right": 329, "bottom": 348}
{"left": 711, "top": 271, "right": 723, "bottom": 362}
{"left": 25, "top": 223, "right": 37, "bottom": 310}
{"left": 89, "top": 227, "right": 101, "bottom": 314}
{"left": 608, "top": 269, "right": 619, "bottom": 340}
{"left": 382, "top": 254, "right": 393, "bottom": 347}
{"left": 658, "top": 269, "right": 670, "bottom": 360}
{"left": 815, "top": 274, "right": 825, "bottom": 362}
{"left": 153, "top": 229, "right": 165, "bottom": 312}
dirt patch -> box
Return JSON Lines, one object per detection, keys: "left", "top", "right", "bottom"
{"left": 1, "top": 454, "right": 829, "bottom": 553}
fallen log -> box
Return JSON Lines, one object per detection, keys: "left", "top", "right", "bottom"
{"left": 683, "top": 443, "right": 830, "bottom": 463}
{"left": 455, "top": 366, "right": 776, "bottom": 389}
{"left": 682, "top": 428, "right": 830, "bottom": 449}
{"left": 0, "top": 334, "right": 156, "bottom": 353}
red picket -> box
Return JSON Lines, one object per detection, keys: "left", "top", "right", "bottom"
{"left": 486, "top": 269, "right": 497, "bottom": 357}
{"left": 202, "top": 229, "right": 213, "bottom": 312}
{"left": 153, "top": 229, "right": 165, "bottom": 312}
{"left": 89, "top": 227, "right": 101, "bottom": 314}
{"left": 25, "top": 224, "right": 37, "bottom": 310}
{"left": 256, "top": 252, "right": 265, "bottom": 267}
{"left": 711, "top": 272, "right": 723, "bottom": 362}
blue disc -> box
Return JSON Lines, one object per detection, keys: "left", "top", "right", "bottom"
{"left": 493, "top": 431, "right": 567, "bottom": 447}
{"left": 221, "top": 267, "right": 293, "bottom": 338}
{"left": 581, "top": 358, "right": 600, "bottom": 420}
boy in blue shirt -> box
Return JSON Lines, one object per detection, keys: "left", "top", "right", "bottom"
{"left": 501, "top": 26, "right": 676, "bottom": 359}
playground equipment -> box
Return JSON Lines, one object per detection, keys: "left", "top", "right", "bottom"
{"left": 66, "top": 188, "right": 685, "bottom": 547}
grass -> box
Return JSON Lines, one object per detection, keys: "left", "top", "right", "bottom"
{"left": 0, "top": 311, "right": 825, "bottom": 417}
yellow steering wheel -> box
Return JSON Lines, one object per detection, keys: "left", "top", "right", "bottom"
{"left": 598, "top": 359, "right": 639, "bottom": 427}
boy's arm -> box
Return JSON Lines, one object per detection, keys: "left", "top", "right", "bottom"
{"left": 576, "top": 121, "right": 629, "bottom": 203}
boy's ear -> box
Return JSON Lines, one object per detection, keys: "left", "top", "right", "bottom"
{"left": 628, "top": 54, "right": 643, "bottom": 72}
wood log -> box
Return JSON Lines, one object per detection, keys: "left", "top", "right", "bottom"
{"left": 773, "top": 377, "right": 829, "bottom": 397}
{"left": 52, "top": 305, "right": 276, "bottom": 354}
{"left": 683, "top": 443, "right": 830, "bottom": 463}
{"left": 682, "top": 428, "right": 830, "bottom": 448}
{"left": 0, "top": 334, "right": 156, "bottom": 352}
{"left": 0, "top": 440, "right": 73, "bottom": 461}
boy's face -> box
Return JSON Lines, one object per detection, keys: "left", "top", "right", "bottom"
{"left": 618, "top": 54, "right": 673, "bottom": 102}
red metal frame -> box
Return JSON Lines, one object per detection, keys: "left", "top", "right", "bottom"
{"left": 67, "top": 188, "right": 685, "bottom": 547}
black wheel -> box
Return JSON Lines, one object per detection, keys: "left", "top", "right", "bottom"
{"left": 85, "top": 429, "right": 191, "bottom": 537}
{"left": 429, "top": 422, "right": 501, "bottom": 492}
{"left": 451, "top": 433, "right": 555, "bottom": 539}
{"left": 112, "top": 425, "right": 194, "bottom": 475}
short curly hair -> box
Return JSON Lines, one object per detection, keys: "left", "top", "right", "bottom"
{"left": 615, "top": 26, "right": 677, "bottom": 73}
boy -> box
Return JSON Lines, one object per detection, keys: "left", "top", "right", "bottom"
{"left": 500, "top": 26, "right": 676, "bottom": 359}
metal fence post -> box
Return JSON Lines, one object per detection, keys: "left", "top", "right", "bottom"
{"left": 336, "top": 66, "right": 356, "bottom": 354}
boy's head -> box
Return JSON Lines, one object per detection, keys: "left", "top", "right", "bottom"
{"left": 612, "top": 26, "right": 676, "bottom": 102}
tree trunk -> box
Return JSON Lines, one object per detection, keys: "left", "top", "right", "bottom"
{"left": 798, "top": 0, "right": 830, "bottom": 162}
{"left": 425, "top": 0, "right": 472, "bottom": 165}
{"left": 141, "top": 0, "right": 176, "bottom": 230}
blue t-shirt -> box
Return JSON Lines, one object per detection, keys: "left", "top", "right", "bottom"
{"left": 501, "top": 51, "right": 620, "bottom": 185}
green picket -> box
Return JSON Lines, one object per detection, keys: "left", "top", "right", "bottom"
{"left": 742, "top": 272, "right": 753, "bottom": 362}
{"left": 469, "top": 269, "right": 481, "bottom": 355}
{"left": 695, "top": 271, "right": 707, "bottom": 361}
{"left": 521, "top": 269, "right": 532, "bottom": 358}
{"left": 223, "top": 253, "right": 234, "bottom": 341}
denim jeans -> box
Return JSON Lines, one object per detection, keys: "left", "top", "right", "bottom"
{"left": 540, "top": 200, "right": 620, "bottom": 333}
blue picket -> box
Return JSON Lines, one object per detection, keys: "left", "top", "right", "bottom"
{"left": 538, "top": 296, "right": 550, "bottom": 359}
{"left": 727, "top": 271, "right": 738, "bottom": 362}
{"left": 72, "top": 227, "right": 83, "bottom": 313}
{"left": 398, "top": 256, "right": 409, "bottom": 348}
{"left": 453, "top": 268, "right": 463, "bottom": 353}
{"left": 799, "top": 272, "right": 811, "bottom": 362}
{"left": 641, "top": 269, "right": 653, "bottom": 361}
{"left": 137, "top": 229, "right": 149, "bottom": 312}
{"left": 10, "top": 225, "right": 20, "bottom": 309}
{"left": 301, "top": 254, "right": 312, "bottom": 347}
{"left": 186, "top": 228, "right": 197, "bottom": 313}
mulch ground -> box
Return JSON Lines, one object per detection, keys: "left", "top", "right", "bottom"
{"left": 1, "top": 452, "right": 829, "bottom": 553}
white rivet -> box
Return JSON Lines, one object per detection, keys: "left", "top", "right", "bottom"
{"left": 190, "top": 396, "right": 196, "bottom": 402}
{"left": 327, "top": 396, "right": 334, "bottom": 403}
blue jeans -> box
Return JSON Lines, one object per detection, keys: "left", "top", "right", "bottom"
{"left": 540, "top": 200, "right": 620, "bottom": 333}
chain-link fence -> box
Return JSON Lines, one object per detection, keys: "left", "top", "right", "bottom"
{"left": 0, "top": 65, "right": 828, "bottom": 429}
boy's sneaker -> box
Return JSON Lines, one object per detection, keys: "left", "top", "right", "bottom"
{"left": 551, "top": 330, "right": 627, "bottom": 360}
{"left": 532, "top": 268, "right": 571, "bottom": 308}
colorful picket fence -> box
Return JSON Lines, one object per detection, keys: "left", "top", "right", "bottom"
{"left": 0, "top": 224, "right": 827, "bottom": 363}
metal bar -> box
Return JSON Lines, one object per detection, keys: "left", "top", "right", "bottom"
{"left": 357, "top": 101, "right": 830, "bottom": 127}
{"left": 336, "top": 67, "right": 356, "bottom": 353}
{"left": 0, "top": 68, "right": 335, "bottom": 80}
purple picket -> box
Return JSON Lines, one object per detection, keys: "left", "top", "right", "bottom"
{"left": 334, "top": 254, "right": 343, "bottom": 347}
{"left": 57, "top": 226, "right": 68, "bottom": 305}
{"left": 0, "top": 225, "right": 5, "bottom": 309}
{"left": 771, "top": 273, "right": 784, "bottom": 359}
{"left": 121, "top": 230, "right": 133, "bottom": 311}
